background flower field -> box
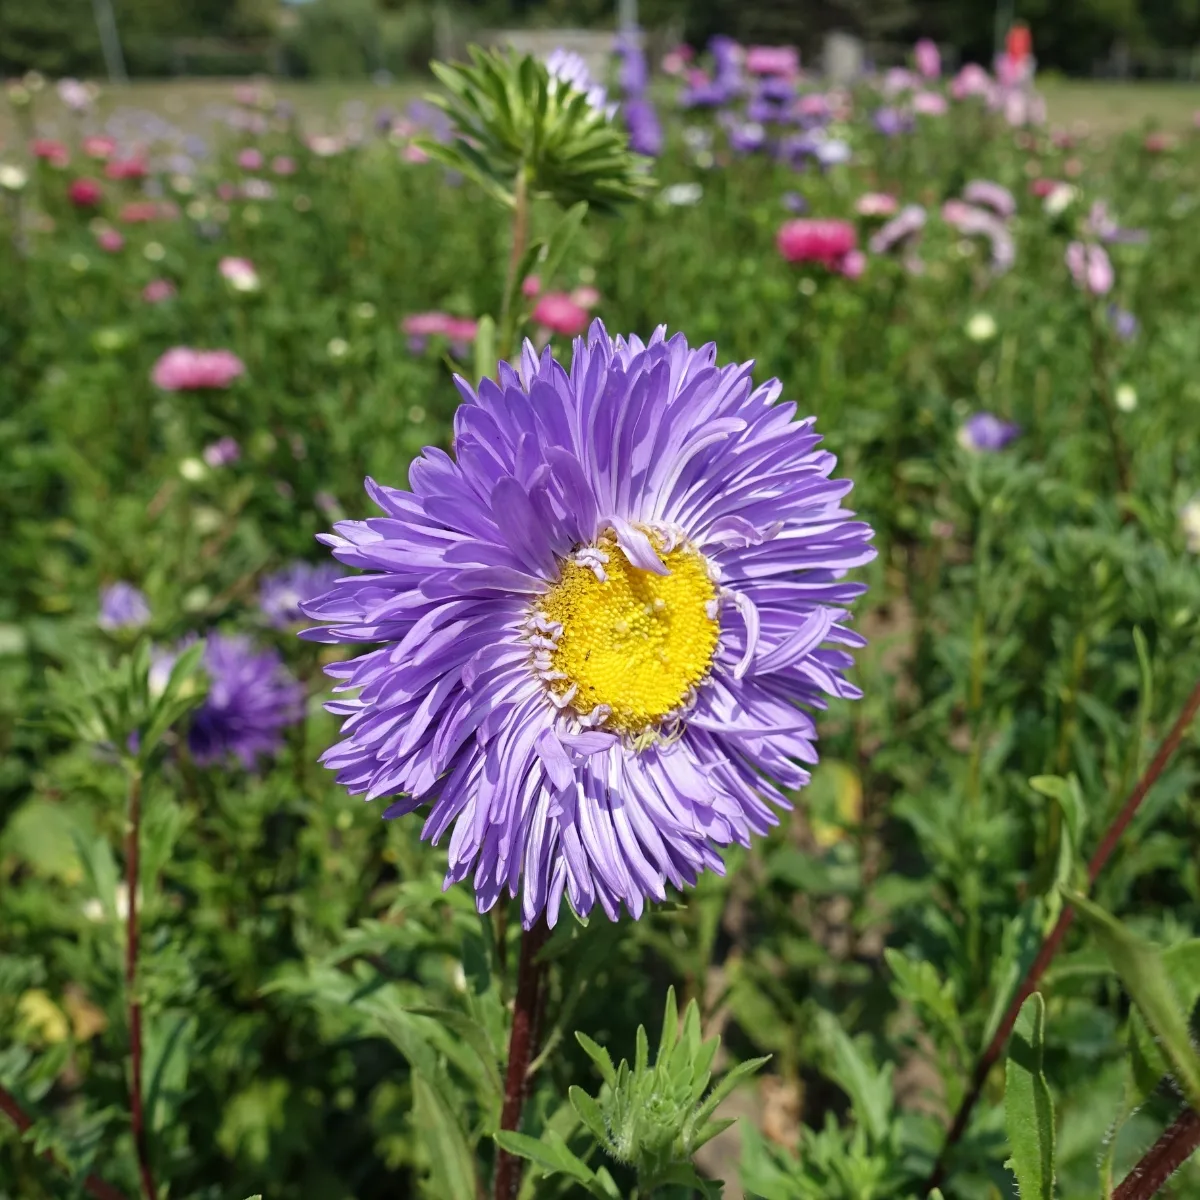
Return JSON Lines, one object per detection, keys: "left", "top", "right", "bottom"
{"left": 2, "top": 40, "right": 1200, "bottom": 1200}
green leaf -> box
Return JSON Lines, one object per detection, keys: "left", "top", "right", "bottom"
{"left": 70, "top": 825, "right": 120, "bottom": 925}
{"left": 538, "top": 200, "right": 588, "bottom": 289}
{"left": 575, "top": 1031, "right": 618, "bottom": 1087}
{"left": 813, "top": 1010, "right": 892, "bottom": 1144}
{"left": 1129, "top": 939, "right": 1200, "bottom": 1101}
{"left": 1004, "top": 993, "right": 1056, "bottom": 1200}
{"left": 568, "top": 1084, "right": 610, "bottom": 1147}
{"left": 472, "top": 314, "right": 497, "bottom": 385}
{"left": 412, "top": 1073, "right": 477, "bottom": 1200}
{"left": 143, "top": 1011, "right": 197, "bottom": 1135}
{"left": 493, "top": 1129, "right": 613, "bottom": 1196}
{"left": 1030, "top": 775, "right": 1088, "bottom": 853}
{"left": 1065, "top": 890, "right": 1200, "bottom": 1111}
{"left": 405, "top": 1005, "right": 502, "bottom": 1099}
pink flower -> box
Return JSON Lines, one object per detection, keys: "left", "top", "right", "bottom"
{"left": 443, "top": 317, "right": 479, "bottom": 344}
{"left": 569, "top": 285, "right": 601, "bottom": 310}
{"left": 402, "top": 143, "right": 430, "bottom": 164}
{"left": 118, "top": 201, "right": 162, "bottom": 223}
{"left": 855, "top": 192, "right": 898, "bottom": 217}
{"left": 271, "top": 155, "right": 296, "bottom": 176}
{"left": 1029, "top": 177, "right": 1058, "bottom": 198}
{"left": 151, "top": 348, "right": 245, "bottom": 391}
{"left": 685, "top": 68, "right": 711, "bottom": 89}
{"left": 881, "top": 67, "right": 917, "bottom": 96}
{"left": 237, "top": 148, "right": 264, "bottom": 171}
{"left": 142, "top": 279, "right": 176, "bottom": 304}
{"left": 105, "top": 156, "right": 147, "bottom": 181}
{"left": 745, "top": 46, "right": 799, "bottom": 77}
{"left": 1065, "top": 241, "right": 1113, "bottom": 295}
{"left": 1144, "top": 132, "right": 1175, "bottom": 153}
{"left": 82, "top": 135, "right": 116, "bottom": 160}
{"left": 839, "top": 249, "right": 866, "bottom": 279}
{"left": 217, "top": 182, "right": 236, "bottom": 201}
{"left": 219, "top": 256, "right": 259, "bottom": 291}
{"left": 776, "top": 218, "right": 857, "bottom": 270}
{"left": 57, "top": 78, "right": 91, "bottom": 112}
{"left": 914, "top": 38, "right": 941, "bottom": 80}
{"left": 951, "top": 64, "right": 992, "bottom": 99}
{"left": 400, "top": 312, "right": 477, "bottom": 351}
{"left": 31, "top": 139, "right": 69, "bottom": 168}
{"left": 307, "top": 135, "right": 343, "bottom": 157}
{"left": 95, "top": 228, "right": 124, "bottom": 252}
{"left": 661, "top": 48, "right": 692, "bottom": 76}
{"left": 402, "top": 312, "right": 456, "bottom": 337}
{"left": 913, "top": 91, "right": 948, "bottom": 116}
{"left": 522, "top": 274, "right": 542, "bottom": 298}
{"left": 68, "top": 177, "right": 103, "bottom": 207}
{"left": 532, "top": 292, "right": 590, "bottom": 336}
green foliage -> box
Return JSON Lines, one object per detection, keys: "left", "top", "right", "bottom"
{"left": 1005, "top": 993, "right": 1056, "bottom": 1200}
{"left": 423, "top": 48, "right": 652, "bottom": 211}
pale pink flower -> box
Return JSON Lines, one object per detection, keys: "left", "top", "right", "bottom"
{"left": 237, "top": 148, "right": 264, "bottom": 171}
{"left": 82, "top": 135, "right": 116, "bottom": 160}
{"left": 855, "top": 192, "right": 898, "bottom": 217}
{"left": 839, "top": 249, "right": 866, "bottom": 279}
{"left": 219, "top": 256, "right": 259, "bottom": 291}
{"left": 951, "top": 64, "right": 992, "bottom": 99}
{"left": 203, "top": 436, "right": 241, "bottom": 467}
{"left": 402, "top": 143, "right": 430, "bottom": 164}
{"left": 142, "top": 279, "right": 176, "bottom": 304}
{"left": 532, "top": 292, "right": 590, "bottom": 336}
{"left": 31, "top": 139, "right": 69, "bottom": 167}
{"left": 152, "top": 348, "right": 245, "bottom": 391}
{"left": 104, "top": 156, "right": 147, "bottom": 181}
{"left": 569, "top": 285, "right": 601, "bottom": 309}
{"left": 522, "top": 275, "right": 542, "bottom": 297}
{"left": 271, "top": 156, "right": 296, "bottom": 175}
{"left": 57, "top": 78, "right": 92, "bottom": 112}
{"left": 1065, "top": 241, "right": 1113, "bottom": 295}
{"left": 913, "top": 91, "right": 948, "bottom": 116}
{"left": 95, "top": 228, "right": 123, "bottom": 252}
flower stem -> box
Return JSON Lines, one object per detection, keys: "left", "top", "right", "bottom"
{"left": 498, "top": 166, "right": 530, "bottom": 362}
{"left": 923, "top": 675, "right": 1200, "bottom": 1194}
{"left": 124, "top": 769, "right": 155, "bottom": 1200}
{"left": 1090, "top": 306, "right": 1131, "bottom": 499}
{"left": 493, "top": 919, "right": 549, "bottom": 1200}
{"left": 1113, "top": 1107, "right": 1200, "bottom": 1200}
{"left": 0, "top": 1084, "right": 130, "bottom": 1200}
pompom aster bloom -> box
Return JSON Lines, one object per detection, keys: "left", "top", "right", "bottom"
{"left": 152, "top": 347, "right": 245, "bottom": 391}
{"left": 303, "top": 322, "right": 875, "bottom": 927}
{"left": 181, "top": 633, "right": 304, "bottom": 767}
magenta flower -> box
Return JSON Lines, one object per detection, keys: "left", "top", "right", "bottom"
{"left": 1065, "top": 241, "right": 1113, "bottom": 296}
{"left": 142, "top": 279, "right": 176, "bottom": 304}
{"left": 914, "top": 38, "right": 941, "bottom": 80}
{"left": 31, "top": 139, "right": 69, "bottom": 167}
{"left": 532, "top": 292, "right": 590, "bottom": 337}
{"left": 522, "top": 274, "right": 542, "bottom": 298}
{"left": 105, "top": 157, "right": 147, "bottom": 181}
{"left": 68, "top": 177, "right": 103, "bottom": 208}
{"left": 152, "top": 348, "right": 246, "bottom": 391}
{"left": 745, "top": 45, "right": 799, "bottom": 77}
{"left": 776, "top": 219, "right": 857, "bottom": 272}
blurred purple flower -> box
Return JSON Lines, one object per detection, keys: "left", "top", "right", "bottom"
{"left": 99, "top": 582, "right": 151, "bottom": 632}
{"left": 963, "top": 180, "right": 1016, "bottom": 219}
{"left": 1086, "top": 200, "right": 1148, "bottom": 245}
{"left": 782, "top": 191, "right": 808, "bottom": 213}
{"left": 186, "top": 633, "right": 304, "bottom": 768}
{"left": 869, "top": 204, "right": 927, "bottom": 254}
{"left": 624, "top": 97, "right": 663, "bottom": 157}
{"left": 203, "top": 436, "right": 241, "bottom": 468}
{"left": 872, "top": 107, "right": 913, "bottom": 137}
{"left": 1065, "top": 241, "right": 1114, "bottom": 295}
{"left": 1108, "top": 304, "right": 1138, "bottom": 340}
{"left": 958, "top": 413, "right": 1021, "bottom": 453}
{"left": 260, "top": 562, "right": 342, "bottom": 629}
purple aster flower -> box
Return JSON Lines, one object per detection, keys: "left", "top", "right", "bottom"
{"left": 615, "top": 31, "right": 649, "bottom": 97}
{"left": 958, "top": 412, "right": 1021, "bottom": 453}
{"left": 756, "top": 76, "right": 796, "bottom": 105}
{"left": 782, "top": 191, "right": 808, "bottom": 213}
{"left": 723, "top": 116, "right": 768, "bottom": 154}
{"left": 1085, "top": 200, "right": 1148, "bottom": 245}
{"left": 203, "top": 436, "right": 241, "bottom": 468}
{"left": 962, "top": 179, "right": 1016, "bottom": 219}
{"left": 260, "top": 562, "right": 343, "bottom": 629}
{"left": 1108, "top": 304, "right": 1138, "bottom": 340}
{"left": 187, "top": 632, "right": 304, "bottom": 768}
{"left": 303, "top": 322, "right": 876, "bottom": 928}
{"left": 872, "top": 107, "right": 913, "bottom": 137}
{"left": 869, "top": 204, "right": 927, "bottom": 254}
{"left": 623, "top": 97, "right": 663, "bottom": 157}
{"left": 546, "top": 48, "right": 616, "bottom": 118}
{"left": 99, "top": 582, "right": 151, "bottom": 632}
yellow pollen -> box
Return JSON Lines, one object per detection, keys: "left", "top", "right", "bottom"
{"left": 537, "top": 533, "right": 720, "bottom": 733}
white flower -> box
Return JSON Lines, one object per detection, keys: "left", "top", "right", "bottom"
{"left": 661, "top": 182, "right": 703, "bottom": 206}
{"left": 815, "top": 138, "right": 852, "bottom": 166}
{"left": 966, "top": 312, "right": 997, "bottom": 342}
{"left": 1115, "top": 384, "right": 1137, "bottom": 412}
{"left": 0, "top": 164, "right": 28, "bottom": 191}
{"left": 1044, "top": 183, "right": 1079, "bottom": 216}
{"left": 179, "top": 457, "right": 207, "bottom": 482}
{"left": 327, "top": 337, "right": 349, "bottom": 359}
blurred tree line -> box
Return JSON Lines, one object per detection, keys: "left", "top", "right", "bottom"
{"left": 2, "top": 0, "right": 1199, "bottom": 90}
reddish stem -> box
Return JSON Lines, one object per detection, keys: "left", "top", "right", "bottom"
{"left": 1113, "top": 1108, "right": 1200, "bottom": 1200}
{"left": 0, "top": 1083, "right": 129, "bottom": 1200}
{"left": 124, "top": 770, "right": 155, "bottom": 1200}
{"left": 493, "top": 920, "right": 549, "bottom": 1200}
{"left": 925, "top": 676, "right": 1200, "bottom": 1193}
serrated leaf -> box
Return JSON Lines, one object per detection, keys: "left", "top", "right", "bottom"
{"left": 1005, "top": 993, "right": 1055, "bottom": 1200}
{"left": 692, "top": 1056, "right": 770, "bottom": 1132}
{"left": 1065, "top": 890, "right": 1200, "bottom": 1111}
{"left": 569, "top": 1084, "right": 609, "bottom": 1147}
{"left": 575, "top": 1031, "right": 617, "bottom": 1087}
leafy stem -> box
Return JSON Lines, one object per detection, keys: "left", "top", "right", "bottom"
{"left": 1114, "top": 1107, "right": 1200, "bottom": 1199}
{"left": 924, "top": 674, "right": 1200, "bottom": 1193}
{"left": 124, "top": 767, "right": 155, "bottom": 1200}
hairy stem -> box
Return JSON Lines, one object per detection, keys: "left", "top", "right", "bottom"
{"left": 0, "top": 1084, "right": 130, "bottom": 1200}
{"left": 493, "top": 920, "right": 549, "bottom": 1200}
{"left": 124, "top": 769, "right": 155, "bottom": 1200}
{"left": 924, "top": 676, "right": 1200, "bottom": 1193}
{"left": 1113, "top": 1107, "right": 1200, "bottom": 1200}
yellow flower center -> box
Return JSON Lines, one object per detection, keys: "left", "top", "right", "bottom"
{"left": 536, "top": 532, "right": 720, "bottom": 734}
